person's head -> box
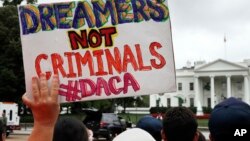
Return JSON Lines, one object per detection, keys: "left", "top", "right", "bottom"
{"left": 2, "top": 111, "right": 5, "bottom": 117}
{"left": 136, "top": 115, "right": 162, "bottom": 141}
{"left": 53, "top": 117, "right": 89, "bottom": 141}
{"left": 208, "top": 97, "right": 250, "bottom": 141}
{"left": 113, "top": 128, "right": 156, "bottom": 141}
{"left": 162, "top": 107, "right": 198, "bottom": 141}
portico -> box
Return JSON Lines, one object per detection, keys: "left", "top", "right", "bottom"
{"left": 150, "top": 59, "right": 250, "bottom": 111}
{"left": 194, "top": 59, "right": 250, "bottom": 110}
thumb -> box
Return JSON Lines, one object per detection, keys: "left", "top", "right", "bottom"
{"left": 22, "top": 93, "right": 32, "bottom": 108}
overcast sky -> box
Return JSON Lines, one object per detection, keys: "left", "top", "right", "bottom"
{"left": 168, "top": 0, "right": 250, "bottom": 68}
{"left": 10, "top": 0, "right": 250, "bottom": 68}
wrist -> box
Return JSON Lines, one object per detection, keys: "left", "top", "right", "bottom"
{"left": 33, "top": 121, "right": 56, "bottom": 129}
{"left": 28, "top": 122, "right": 55, "bottom": 141}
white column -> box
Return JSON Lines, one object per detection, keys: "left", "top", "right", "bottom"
{"left": 195, "top": 76, "right": 203, "bottom": 115}
{"left": 244, "top": 75, "right": 250, "bottom": 104}
{"left": 210, "top": 76, "right": 215, "bottom": 108}
{"left": 227, "top": 75, "right": 231, "bottom": 98}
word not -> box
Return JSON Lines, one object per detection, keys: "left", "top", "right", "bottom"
{"left": 59, "top": 72, "right": 140, "bottom": 101}
{"left": 19, "top": 0, "right": 169, "bottom": 35}
{"left": 68, "top": 27, "right": 117, "bottom": 50}
{"left": 234, "top": 129, "right": 247, "bottom": 136}
{"left": 35, "top": 42, "right": 166, "bottom": 80}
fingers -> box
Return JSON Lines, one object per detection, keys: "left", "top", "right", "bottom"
{"left": 31, "top": 74, "right": 60, "bottom": 103}
{"left": 22, "top": 93, "right": 32, "bottom": 108}
{"left": 32, "top": 76, "right": 40, "bottom": 102}
{"left": 50, "top": 74, "right": 59, "bottom": 102}
{"left": 39, "top": 74, "right": 49, "bottom": 100}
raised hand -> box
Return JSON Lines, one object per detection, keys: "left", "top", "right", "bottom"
{"left": 22, "top": 73, "right": 60, "bottom": 141}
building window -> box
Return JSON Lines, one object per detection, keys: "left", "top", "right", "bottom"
{"left": 236, "top": 82, "right": 242, "bottom": 91}
{"left": 167, "top": 98, "right": 171, "bottom": 107}
{"left": 10, "top": 110, "right": 12, "bottom": 121}
{"left": 190, "top": 98, "right": 194, "bottom": 107}
{"left": 178, "top": 98, "right": 182, "bottom": 107}
{"left": 189, "top": 83, "right": 194, "bottom": 91}
{"left": 178, "top": 83, "right": 182, "bottom": 91}
{"left": 207, "top": 98, "right": 211, "bottom": 108}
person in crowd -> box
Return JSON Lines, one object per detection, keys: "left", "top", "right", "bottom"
{"left": 136, "top": 115, "right": 163, "bottom": 141}
{"left": 22, "top": 73, "right": 60, "bottom": 141}
{"left": 161, "top": 107, "right": 200, "bottom": 141}
{"left": 208, "top": 97, "right": 250, "bottom": 141}
{"left": 0, "top": 118, "right": 4, "bottom": 141}
{"left": 53, "top": 117, "right": 90, "bottom": 141}
{"left": 113, "top": 128, "right": 156, "bottom": 141}
{"left": 1, "top": 111, "right": 6, "bottom": 141}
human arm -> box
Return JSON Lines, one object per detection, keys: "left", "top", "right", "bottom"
{"left": 22, "top": 74, "right": 60, "bottom": 141}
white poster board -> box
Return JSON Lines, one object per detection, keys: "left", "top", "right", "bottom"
{"left": 18, "top": 0, "right": 176, "bottom": 103}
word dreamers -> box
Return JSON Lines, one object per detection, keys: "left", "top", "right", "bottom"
{"left": 59, "top": 72, "right": 140, "bottom": 102}
{"left": 19, "top": 0, "right": 169, "bottom": 35}
{"left": 35, "top": 42, "right": 166, "bottom": 80}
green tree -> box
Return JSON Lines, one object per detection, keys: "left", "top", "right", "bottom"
{"left": 1, "top": 0, "right": 37, "bottom": 6}
{"left": 1, "top": 0, "right": 23, "bottom": 6}
{"left": 0, "top": 5, "right": 24, "bottom": 102}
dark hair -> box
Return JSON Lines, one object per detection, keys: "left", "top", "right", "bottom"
{"left": 53, "top": 117, "right": 89, "bottom": 141}
{"left": 162, "top": 107, "right": 198, "bottom": 141}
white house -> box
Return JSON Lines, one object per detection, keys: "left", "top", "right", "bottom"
{"left": 150, "top": 59, "right": 250, "bottom": 115}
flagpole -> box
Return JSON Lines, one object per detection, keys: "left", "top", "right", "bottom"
{"left": 224, "top": 35, "right": 227, "bottom": 60}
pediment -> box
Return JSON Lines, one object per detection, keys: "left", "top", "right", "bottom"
{"left": 195, "top": 59, "right": 248, "bottom": 72}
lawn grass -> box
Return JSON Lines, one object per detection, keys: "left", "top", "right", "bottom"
{"left": 119, "top": 113, "right": 209, "bottom": 127}
{"left": 118, "top": 113, "right": 147, "bottom": 124}
{"left": 197, "top": 119, "right": 209, "bottom": 127}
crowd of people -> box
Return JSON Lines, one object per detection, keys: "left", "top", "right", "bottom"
{"left": 3, "top": 74, "right": 250, "bottom": 141}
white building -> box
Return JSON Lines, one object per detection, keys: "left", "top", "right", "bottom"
{"left": 150, "top": 59, "right": 250, "bottom": 115}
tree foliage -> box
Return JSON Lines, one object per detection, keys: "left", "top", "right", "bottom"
{"left": 0, "top": 5, "right": 25, "bottom": 102}
{"left": 1, "top": 0, "right": 36, "bottom": 6}
{"left": 1, "top": 0, "right": 23, "bottom": 6}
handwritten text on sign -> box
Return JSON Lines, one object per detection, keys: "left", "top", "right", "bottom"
{"left": 18, "top": 0, "right": 176, "bottom": 102}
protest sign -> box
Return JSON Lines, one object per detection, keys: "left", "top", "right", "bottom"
{"left": 18, "top": 0, "right": 176, "bottom": 103}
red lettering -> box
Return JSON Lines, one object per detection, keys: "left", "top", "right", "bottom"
{"left": 150, "top": 42, "right": 166, "bottom": 69}
{"left": 59, "top": 73, "right": 141, "bottom": 101}
{"left": 123, "top": 73, "right": 140, "bottom": 94}
{"left": 34, "top": 41, "right": 166, "bottom": 81}
{"left": 108, "top": 76, "right": 123, "bottom": 95}
{"left": 135, "top": 44, "right": 152, "bottom": 71}
{"left": 75, "top": 51, "right": 94, "bottom": 76}
{"left": 105, "top": 47, "right": 122, "bottom": 75}
{"left": 123, "top": 45, "right": 138, "bottom": 72}
{"left": 96, "top": 77, "right": 111, "bottom": 96}
{"left": 100, "top": 27, "right": 117, "bottom": 46}
{"left": 88, "top": 29, "right": 102, "bottom": 48}
{"left": 68, "top": 27, "right": 117, "bottom": 50}
{"left": 35, "top": 54, "right": 51, "bottom": 80}
{"left": 64, "top": 52, "right": 76, "bottom": 78}
{"left": 68, "top": 30, "right": 88, "bottom": 50}
{"left": 93, "top": 50, "right": 108, "bottom": 76}
{"left": 51, "top": 53, "right": 67, "bottom": 77}
{"left": 79, "top": 79, "right": 96, "bottom": 97}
